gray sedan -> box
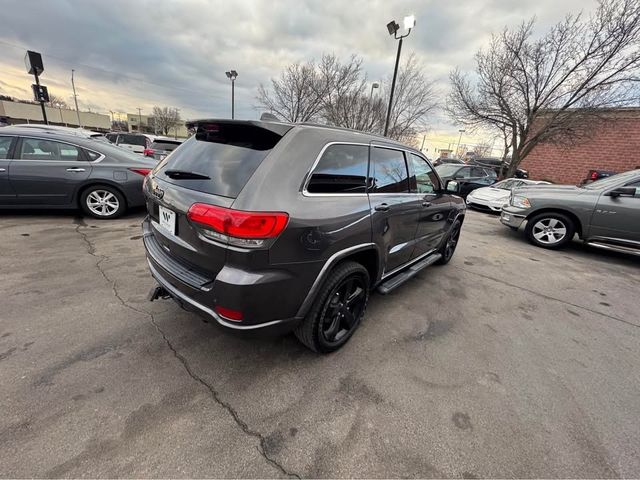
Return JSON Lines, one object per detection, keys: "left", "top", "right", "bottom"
{"left": 501, "top": 169, "right": 640, "bottom": 255}
{"left": 0, "top": 127, "right": 156, "bottom": 219}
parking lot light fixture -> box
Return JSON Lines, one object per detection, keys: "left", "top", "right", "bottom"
{"left": 384, "top": 15, "right": 416, "bottom": 136}
{"left": 225, "top": 70, "right": 238, "bottom": 120}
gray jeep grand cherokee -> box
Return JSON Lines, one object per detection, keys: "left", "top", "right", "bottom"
{"left": 143, "top": 120, "right": 465, "bottom": 352}
{"left": 501, "top": 169, "right": 640, "bottom": 255}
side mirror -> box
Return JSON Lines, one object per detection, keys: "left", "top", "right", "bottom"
{"left": 608, "top": 186, "right": 636, "bottom": 197}
{"left": 445, "top": 180, "right": 459, "bottom": 193}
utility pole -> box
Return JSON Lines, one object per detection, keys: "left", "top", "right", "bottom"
{"left": 420, "top": 134, "right": 426, "bottom": 152}
{"left": 71, "top": 69, "right": 82, "bottom": 127}
{"left": 137, "top": 107, "right": 143, "bottom": 132}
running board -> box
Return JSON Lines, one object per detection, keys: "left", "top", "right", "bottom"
{"left": 377, "top": 253, "right": 442, "bottom": 295}
{"left": 586, "top": 241, "right": 640, "bottom": 256}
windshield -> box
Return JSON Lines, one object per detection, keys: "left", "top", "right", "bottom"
{"left": 582, "top": 170, "right": 640, "bottom": 190}
{"left": 491, "top": 179, "right": 514, "bottom": 190}
{"left": 435, "top": 165, "right": 461, "bottom": 177}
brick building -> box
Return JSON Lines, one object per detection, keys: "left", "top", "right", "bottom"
{"left": 520, "top": 108, "right": 640, "bottom": 184}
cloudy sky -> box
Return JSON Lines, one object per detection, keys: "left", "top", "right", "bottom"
{"left": 0, "top": 0, "right": 597, "bottom": 154}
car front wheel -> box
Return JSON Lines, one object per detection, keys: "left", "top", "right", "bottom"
{"left": 295, "top": 261, "right": 370, "bottom": 353}
{"left": 525, "top": 212, "right": 575, "bottom": 249}
{"left": 80, "top": 185, "right": 126, "bottom": 219}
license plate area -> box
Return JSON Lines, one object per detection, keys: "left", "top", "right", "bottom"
{"left": 159, "top": 205, "right": 176, "bottom": 235}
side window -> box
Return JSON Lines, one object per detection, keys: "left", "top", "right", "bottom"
{"left": 457, "top": 167, "right": 472, "bottom": 178}
{"left": 106, "top": 133, "right": 117, "bottom": 143}
{"left": 19, "top": 138, "right": 81, "bottom": 161}
{"left": 84, "top": 149, "right": 101, "bottom": 161}
{"left": 471, "top": 167, "right": 486, "bottom": 177}
{"left": 408, "top": 153, "right": 438, "bottom": 193}
{"left": 370, "top": 147, "right": 409, "bottom": 193}
{"left": 0, "top": 136, "right": 14, "bottom": 159}
{"left": 306, "top": 144, "right": 368, "bottom": 194}
{"left": 626, "top": 181, "right": 640, "bottom": 197}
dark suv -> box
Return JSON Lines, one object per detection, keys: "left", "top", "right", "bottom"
{"left": 143, "top": 120, "right": 465, "bottom": 352}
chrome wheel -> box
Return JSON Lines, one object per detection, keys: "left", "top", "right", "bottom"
{"left": 532, "top": 218, "right": 567, "bottom": 245}
{"left": 86, "top": 189, "right": 120, "bottom": 217}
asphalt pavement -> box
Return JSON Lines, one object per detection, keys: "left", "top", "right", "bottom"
{"left": 1, "top": 208, "right": 639, "bottom": 478}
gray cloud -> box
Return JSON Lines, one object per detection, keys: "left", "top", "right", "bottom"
{"left": 0, "top": 0, "right": 598, "bottom": 133}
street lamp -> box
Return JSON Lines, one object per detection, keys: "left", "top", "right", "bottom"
{"left": 384, "top": 14, "right": 416, "bottom": 136}
{"left": 225, "top": 70, "right": 238, "bottom": 119}
{"left": 369, "top": 82, "right": 379, "bottom": 100}
{"left": 456, "top": 129, "right": 466, "bottom": 158}
{"left": 54, "top": 102, "right": 65, "bottom": 125}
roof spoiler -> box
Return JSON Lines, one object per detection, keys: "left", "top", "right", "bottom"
{"left": 185, "top": 119, "right": 292, "bottom": 137}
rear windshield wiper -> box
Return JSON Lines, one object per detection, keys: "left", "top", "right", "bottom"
{"left": 164, "top": 169, "right": 211, "bottom": 180}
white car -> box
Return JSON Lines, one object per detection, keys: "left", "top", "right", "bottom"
{"left": 466, "top": 179, "right": 550, "bottom": 212}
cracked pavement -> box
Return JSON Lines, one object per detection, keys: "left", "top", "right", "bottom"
{"left": 1, "top": 209, "right": 639, "bottom": 478}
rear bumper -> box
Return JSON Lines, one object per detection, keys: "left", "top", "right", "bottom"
{"left": 147, "top": 259, "right": 300, "bottom": 335}
{"left": 142, "top": 217, "right": 305, "bottom": 334}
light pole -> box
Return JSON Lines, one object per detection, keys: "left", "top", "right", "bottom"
{"left": 137, "top": 107, "right": 143, "bottom": 132}
{"left": 384, "top": 15, "right": 415, "bottom": 137}
{"left": 71, "top": 69, "right": 82, "bottom": 127}
{"left": 225, "top": 70, "right": 238, "bottom": 119}
{"left": 456, "top": 129, "right": 465, "bottom": 158}
{"left": 369, "top": 82, "right": 379, "bottom": 101}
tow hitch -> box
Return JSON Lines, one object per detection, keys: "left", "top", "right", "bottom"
{"left": 148, "top": 285, "right": 170, "bottom": 302}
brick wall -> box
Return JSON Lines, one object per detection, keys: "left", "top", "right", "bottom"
{"left": 520, "top": 109, "right": 640, "bottom": 184}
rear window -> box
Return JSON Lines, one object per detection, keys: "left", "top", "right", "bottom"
{"left": 307, "top": 144, "right": 368, "bottom": 194}
{"left": 118, "top": 134, "right": 146, "bottom": 146}
{"left": 150, "top": 141, "right": 181, "bottom": 151}
{"left": 156, "top": 123, "right": 287, "bottom": 198}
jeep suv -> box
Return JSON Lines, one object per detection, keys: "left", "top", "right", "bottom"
{"left": 143, "top": 120, "right": 465, "bottom": 352}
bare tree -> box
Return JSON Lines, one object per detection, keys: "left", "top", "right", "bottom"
{"left": 47, "top": 93, "right": 68, "bottom": 108}
{"left": 447, "top": 0, "right": 640, "bottom": 177}
{"left": 256, "top": 53, "right": 437, "bottom": 145}
{"left": 383, "top": 54, "right": 439, "bottom": 145}
{"left": 151, "top": 106, "right": 181, "bottom": 135}
{"left": 256, "top": 61, "right": 324, "bottom": 122}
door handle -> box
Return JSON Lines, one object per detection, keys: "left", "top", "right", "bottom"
{"left": 422, "top": 201, "right": 431, "bottom": 207}
{"left": 66, "top": 167, "right": 86, "bottom": 172}
{"left": 374, "top": 203, "right": 390, "bottom": 212}
{"left": 0, "top": 168, "right": 6, "bottom": 172}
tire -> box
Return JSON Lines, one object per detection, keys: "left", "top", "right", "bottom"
{"left": 524, "top": 212, "right": 575, "bottom": 249}
{"left": 295, "top": 261, "right": 370, "bottom": 353}
{"left": 80, "top": 185, "right": 126, "bottom": 219}
{"left": 436, "top": 219, "right": 462, "bottom": 265}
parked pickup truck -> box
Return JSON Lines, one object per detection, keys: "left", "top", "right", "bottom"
{"left": 500, "top": 169, "right": 640, "bottom": 255}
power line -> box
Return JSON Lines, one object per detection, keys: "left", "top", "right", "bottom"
{"left": 0, "top": 38, "right": 223, "bottom": 98}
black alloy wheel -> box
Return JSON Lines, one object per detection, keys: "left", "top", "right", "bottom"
{"left": 437, "top": 219, "right": 462, "bottom": 265}
{"left": 295, "top": 261, "right": 370, "bottom": 353}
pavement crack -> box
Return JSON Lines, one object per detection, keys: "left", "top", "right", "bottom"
{"left": 148, "top": 317, "right": 300, "bottom": 479}
{"left": 455, "top": 266, "right": 639, "bottom": 329}
{"left": 74, "top": 223, "right": 300, "bottom": 479}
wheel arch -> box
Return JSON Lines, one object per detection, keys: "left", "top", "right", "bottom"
{"left": 295, "top": 244, "right": 380, "bottom": 319}
{"left": 76, "top": 181, "right": 128, "bottom": 209}
{"left": 525, "top": 208, "right": 583, "bottom": 238}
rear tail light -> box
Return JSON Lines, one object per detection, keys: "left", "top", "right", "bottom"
{"left": 215, "top": 305, "right": 243, "bottom": 322}
{"left": 187, "top": 203, "right": 289, "bottom": 248}
{"left": 129, "top": 168, "right": 152, "bottom": 176}
{"left": 590, "top": 170, "right": 599, "bottom": 180}
{"left": 143, "top": 148, "right": 155, "bottom": 156}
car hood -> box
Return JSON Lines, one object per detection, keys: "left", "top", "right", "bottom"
{"left": 513, "top": 184, "right": 582, "bottom": 195}
{"left": 468, "top": 186, "right": 510, "bottom": 200}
